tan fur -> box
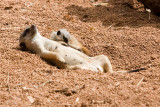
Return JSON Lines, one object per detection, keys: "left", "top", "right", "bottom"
{"left": 81, "top": 46, "right": 90, "bottom": 56}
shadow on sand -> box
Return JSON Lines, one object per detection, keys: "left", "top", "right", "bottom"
{"left": 66, "top": 4, "right": 160, "bottom": 28}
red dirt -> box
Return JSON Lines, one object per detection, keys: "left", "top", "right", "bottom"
{"left": 0, "top": 0, "right": 160, "bottom": 106}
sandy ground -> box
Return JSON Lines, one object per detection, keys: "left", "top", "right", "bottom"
{"left": 0, "top": 0, "right": 160, "bottom": 106}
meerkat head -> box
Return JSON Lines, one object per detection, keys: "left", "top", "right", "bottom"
{"left": 51, "top": 29, "right": 71, "bottom": 43}
{"left": 57, "top": 29, "right": 71, "bottom": 43}
{"left": 19, "top": 25, "right": 38, "bottom": 48}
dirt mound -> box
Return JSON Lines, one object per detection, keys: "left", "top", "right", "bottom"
{"left": 0, "top": 0, "right": 160, "bottom": 106}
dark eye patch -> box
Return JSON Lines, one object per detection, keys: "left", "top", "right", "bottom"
{"left": 22, "top": 28, "right": 30, "bottom": 37}
{"left": 57, "top": 31, "right": 61, "bottom": 35}
{"left": 63, "top": 36, "right": 68, "bottom": 43}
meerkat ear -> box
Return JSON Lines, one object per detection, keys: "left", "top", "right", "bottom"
{"left": 30, "top": 25, "right": 37, "bottom": 36}
{"left": 30, "top": 25, "right": 36, "bottom": 31}
{"left": 22, "top": 28, "right": 29, "bottom": 37}
{"left": 57, "top": 31, "right": 61, "bottom": 35}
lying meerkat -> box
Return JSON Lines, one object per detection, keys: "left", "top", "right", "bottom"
{"left": 19, "top": 25, "right": 145, "bottom": 73}
{"left": 50, "top": 29, "right": 90, "bottom": 56}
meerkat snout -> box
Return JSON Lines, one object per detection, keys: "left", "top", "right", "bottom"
{"left": 20, "top": 42, "right": 26, "bottom": 47}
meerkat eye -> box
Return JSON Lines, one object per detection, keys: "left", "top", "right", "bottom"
{"left": 57, "top": 31, "right": 61, "bottom": 35}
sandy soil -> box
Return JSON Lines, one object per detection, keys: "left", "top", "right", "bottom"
{"left": 0, "top": 0, "right": 160, "bottom": 106}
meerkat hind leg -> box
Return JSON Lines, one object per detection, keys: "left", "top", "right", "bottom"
{"left": 93, "top": 55, "right": 114, "bottom": 73}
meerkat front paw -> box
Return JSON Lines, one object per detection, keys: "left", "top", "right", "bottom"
{"left": 58, "top": 41, "right": 69, "bottom": 46}
{"left": 61, "top": 42, "right": 69, "bottom": 46}
{"left": 57, "top": 56, "right": 65, "bottom": 63}
{"left": 77, "top": 48, "right": 82, "bottom": 52}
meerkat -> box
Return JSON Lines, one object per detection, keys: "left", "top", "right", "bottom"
{"left": 50, "top": 29, "right": 91, "bottom": 56}
{"left": 19, "top": 25, "right": 145, "bottom": 73}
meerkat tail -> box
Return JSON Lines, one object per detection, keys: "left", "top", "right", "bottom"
{"left": 81, "top": 46, "right": 91, "bottom": 56}
{"left": 127, "top": 68, "right": 146, "bottom": 73}
{"left": 116, "top": 68, "right": 146, "bottom": 73}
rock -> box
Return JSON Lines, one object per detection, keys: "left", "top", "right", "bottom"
{"left": 4, "top": 6, "right": 13, "bottom": 10}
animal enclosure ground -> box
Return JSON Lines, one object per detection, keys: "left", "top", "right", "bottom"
{"left": 0, "top": 0, "right": 160, "bottom": 106}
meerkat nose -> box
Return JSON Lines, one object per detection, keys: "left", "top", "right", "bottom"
{"left": 20, "top": 42, "right": 25, "bottom": 47}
